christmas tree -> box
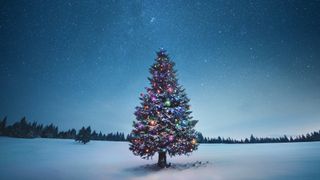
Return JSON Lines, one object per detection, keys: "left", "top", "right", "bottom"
{"left": 129, "top": 49, "right": 199, "bottom": 168}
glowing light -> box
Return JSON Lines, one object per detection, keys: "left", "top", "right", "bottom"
{"left": 138, "top": 124, "right": 144, "bottom": 129}
{"left": 150, "top": 120, "right": 156, "bottom": 126}
{"left": 164, "top": 100, "right": 171, "bottom": 107}
{"left": 168, "top": 135, "right": 174, "bottom": 141}
{"left": 191, "top": 139, "right": 197, "bottom": 144}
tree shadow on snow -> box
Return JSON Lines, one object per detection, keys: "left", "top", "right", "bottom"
{"left": 123, "top": 161, "right": 211, "bottom": 177}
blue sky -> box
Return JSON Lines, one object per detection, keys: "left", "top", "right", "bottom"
{"left": 1, "top": 0, "right": 319, "bottom": 138}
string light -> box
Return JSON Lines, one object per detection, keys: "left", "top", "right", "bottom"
{"left": 150, "top": 120, "right": 156, "bottom": 126}
{"left": 164, "top": 100, "right": 171, "bottom": 107}
{"left": 138, "top": 123, "right": 144, "bottom": 129}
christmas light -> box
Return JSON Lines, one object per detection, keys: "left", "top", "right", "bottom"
{"left": 138, "top": 124, "right": 144, "bottom": 129}
{"left": 164, "top": 100, "right": 171, "bottom": 107}
{"left": 129, "top": 50, "right": 199, "bottom": 167}
{"left": 168, "top": 135, "right": 174, "bottom": 142}
{"left": 149, "top": 120, "right": 156, "bottom": 126}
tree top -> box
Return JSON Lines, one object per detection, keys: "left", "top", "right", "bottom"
{"left": 156, "top": 48, "right": 168, "bottom": 57}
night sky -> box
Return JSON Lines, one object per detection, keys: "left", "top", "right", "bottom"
{"left": 1, "top": 0, "right": 320, "bottom": 138}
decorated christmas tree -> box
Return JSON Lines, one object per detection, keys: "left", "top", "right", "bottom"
{"left": 129, "top": 49, "right": 199, "bottom": 168}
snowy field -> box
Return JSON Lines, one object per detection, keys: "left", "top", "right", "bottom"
{"left": 0, "top": 137, "right": 319, "bottom": 180}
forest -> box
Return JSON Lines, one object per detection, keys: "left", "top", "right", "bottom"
{"left": 0, "top": 116, "right": 319, "bottom": 144}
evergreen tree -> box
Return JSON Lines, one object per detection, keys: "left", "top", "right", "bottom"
{"left": 195, "top": 131, "right": 204, "bottom": 143}
{"left": 98, "top": 131, "right": 103, "bottom": 140}
{"left": 91, "top": 130, "right": 98, "bottom": 140}
{"left": 129, "top": 50, "right": 199, "bottom": 168}
{"left": 75, "top": 127, "right": 85, "bottom": 142}
{"left": 0, "top": 116, "right": 7, "bottom": 135}
{"left": 69, "top": 129, "right": 77, "bottom": 139}
{"left": 75, "top": 126, "right": 91, "bottom": 144}
{"left": 8, "top": 117, "right": 30, "bottom": 138}
{"left": 41, "top": 123, "right": 58, "bottom": 138}
{"left": 250, "top": 134, "right": 256, "bottom": 143}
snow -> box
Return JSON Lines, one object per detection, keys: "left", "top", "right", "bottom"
{"left": 0, "top": 137, "right": 319, "bottom": 180}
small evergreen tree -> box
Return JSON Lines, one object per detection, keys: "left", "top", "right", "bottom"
{"left": 75, "top": 126, "right": 91, "bottom": 144}
{"left": 91, "top": 130, "right": 98, "bottom": 140}
{"left": 0, "top": 116, "right": 7, "bottom": 135}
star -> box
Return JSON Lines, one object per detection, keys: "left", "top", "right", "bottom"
{"left": 150, "top": 17, "right": 156, "bottom": 23}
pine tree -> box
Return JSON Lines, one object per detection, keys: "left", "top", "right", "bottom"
{"left": 0, "top": 116, "right": 7, "bottom": 135}
{"left": 75, "top": 126, "right": 91, "bottom": 144}
{"left": 91, "top": 130, "right": 98, "bottom": 140}
{"left": 129, "top": 49, "right": 199, "bottom": 168}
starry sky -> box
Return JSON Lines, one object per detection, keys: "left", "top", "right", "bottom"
{"left": 1, "top": 0, "right": 320, "bottom": 139}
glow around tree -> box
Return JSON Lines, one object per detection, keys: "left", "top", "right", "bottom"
{"left": 129, "top": 49, "right": 199, "bottom": 168}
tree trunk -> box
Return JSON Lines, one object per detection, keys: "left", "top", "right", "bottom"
{"left": 158, "top": 151, "right": 167, "bottom": 168}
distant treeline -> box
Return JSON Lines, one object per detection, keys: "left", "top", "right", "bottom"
{"left": 196, "top": 131, "right": 320, "bottom": 144}
{"left": 0, "top": 116, "right": 126, "bottom": 143}
{"left": 1, "top": 116, "right": 319, "bottom": 144}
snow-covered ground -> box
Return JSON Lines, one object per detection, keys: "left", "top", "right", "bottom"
{"left": 0, "top": 137, "right": 319, "bottom": 180}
